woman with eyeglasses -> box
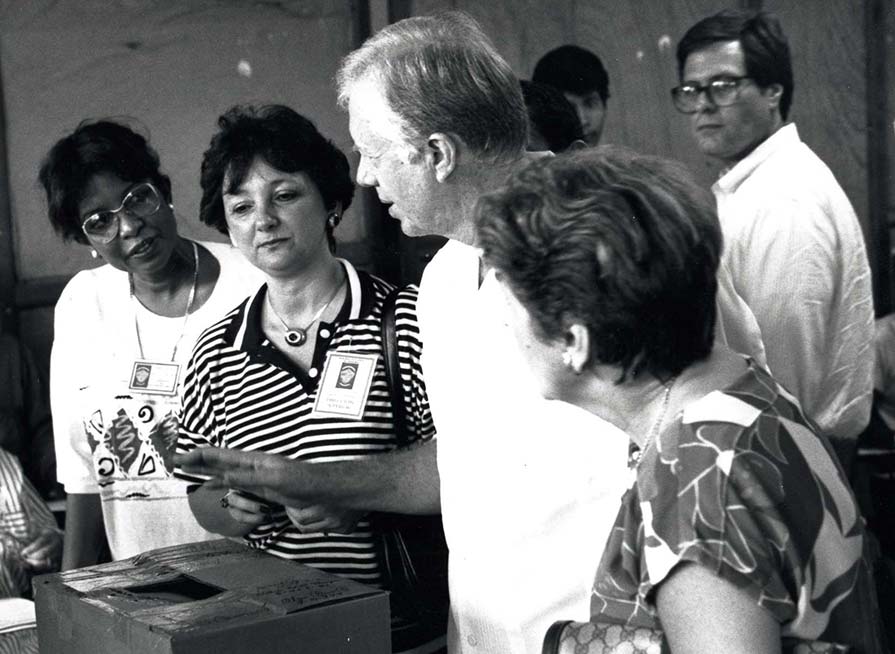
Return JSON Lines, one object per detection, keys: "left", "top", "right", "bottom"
{"left": 475, "top": 147, "right": 884, "bottom": 653}
{"left": 38, "top": 120, "right": 261, "bottom": 570}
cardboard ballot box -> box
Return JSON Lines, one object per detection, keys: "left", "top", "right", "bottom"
{"left": 34, "top": 539, "right": 390, "bottom": 654}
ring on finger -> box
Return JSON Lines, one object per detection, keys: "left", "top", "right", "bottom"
{"left": 220, "top": 494, "right": 230, "bottom": 508}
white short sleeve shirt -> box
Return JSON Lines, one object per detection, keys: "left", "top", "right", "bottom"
{"left": 418, "top": 240, "right": 630, "bottom": 654}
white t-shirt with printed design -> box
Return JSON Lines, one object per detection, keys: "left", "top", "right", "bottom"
{"left": 51, "top": 240, "right": 262, "bottom": 560}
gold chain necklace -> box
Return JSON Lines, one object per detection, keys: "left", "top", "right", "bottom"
{"left": 628, "top": 376, "right": 677, "bottom": 468}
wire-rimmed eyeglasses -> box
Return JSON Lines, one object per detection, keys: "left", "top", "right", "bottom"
{"left": 80, "top": 182, "right": 162, "bottom": 244}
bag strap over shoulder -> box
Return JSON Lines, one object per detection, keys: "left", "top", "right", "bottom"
{"left": 542, "top": 620, "right": 573, "bottom": 654}
{"left": 381, "top": 286, "right": 409, "bottom": 447}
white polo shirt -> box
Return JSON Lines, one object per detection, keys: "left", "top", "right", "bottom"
{"left": 418, "top": 239, "right": 630, "bottom": 654}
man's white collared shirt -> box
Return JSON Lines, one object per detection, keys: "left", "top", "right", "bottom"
{"left": 713, "top": 123, "right": 874, "bottom": 442}
{"left": 417, "top": 239, "right": 629, "bottom": 654}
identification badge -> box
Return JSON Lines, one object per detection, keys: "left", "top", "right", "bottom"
{"left": 128, "top": 359, "right": 181, "bottom": 395}
{"left": 313, "top": 352, "right": 378, "bottom": 420}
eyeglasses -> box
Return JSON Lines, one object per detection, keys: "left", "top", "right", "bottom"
{"left": 670, "top": 76, "right": 753, "bottom": 113}
{"left": 80, "top": 182, "right": 162, "bottom": 243}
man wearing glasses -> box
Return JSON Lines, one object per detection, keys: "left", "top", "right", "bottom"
{"left": 673, "top": 9, "right": 873, "bottom": 467}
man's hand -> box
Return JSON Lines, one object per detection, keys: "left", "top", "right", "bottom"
{"left": 177, "top": 448, "right": 301, "bottom": 506}
{"left": 177, "top": 440, "right": 441, "bottom": 515}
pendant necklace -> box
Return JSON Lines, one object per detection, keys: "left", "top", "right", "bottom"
{"left": 628, "top": 375, "right": 677, "bottom": 468}
{"left": 267, "top": 277, "right": 346, "bottom": 347}
{"left": 130, "top": 241, "right": 199, "bottom": 361}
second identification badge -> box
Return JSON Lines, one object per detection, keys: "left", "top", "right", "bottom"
{"left": 313, "top": 351, "right": 379, "bottom": 419}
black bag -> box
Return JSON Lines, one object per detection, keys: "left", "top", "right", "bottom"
{"left": 372, "top": 287, "right": 449, "bottom": 648}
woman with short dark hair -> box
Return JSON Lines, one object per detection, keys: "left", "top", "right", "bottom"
{"left": 197, "top": 105, "right": 354, "bottom": 252}
{"left": 476, "top": 147, "right": 883, "bottom": 653}
{"left": 39, "top": 119, "right": 261, "bottom": 570}
{"left": 175, "top": 105, "right": 444, "bottom": 653}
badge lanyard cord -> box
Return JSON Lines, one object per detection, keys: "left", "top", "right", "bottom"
{"left": 129, "top": 241, "right": 199, "bottom": 362}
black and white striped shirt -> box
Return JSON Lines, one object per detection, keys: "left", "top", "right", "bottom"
{"left": 175, "top": 260, "right": 433, "bottom": 584}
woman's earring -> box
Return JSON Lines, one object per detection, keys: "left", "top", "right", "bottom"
{"left": 90, "top": 249, "right": 99, "bottom": 259}
{"left": 562, "top": 350, "right": 582, "bottom": 375}
{"left": 327, "top": 212, "right": 341, "bottom": 228}
{"left": 168, "top": 203, "right": 174, "bottom": 210}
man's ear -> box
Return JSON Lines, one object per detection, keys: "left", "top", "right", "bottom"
{"left": 425, "top": 132, "right": 457, "bottom": 183}
{"left": 764, "top": 83, "right": 784, "bottom": 112}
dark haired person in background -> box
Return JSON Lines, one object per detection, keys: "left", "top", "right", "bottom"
{"left": 673, "top": 9, "right": 873, "bottom": 468}
{"left": 533, "top": 44, "right": 609, "bottom": 145}
{"left": 519, "top": 79, "right": 584, "bottom": 152}
{"left": 39, "top": 119, "right": 260, "bottom": 569}
{"left": 476, "top": 146, "right": 883, "bottom": 653}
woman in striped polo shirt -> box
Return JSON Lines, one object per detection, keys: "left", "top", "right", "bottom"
{"left": 174, "top": 105, "right": 444, "bottom": 653}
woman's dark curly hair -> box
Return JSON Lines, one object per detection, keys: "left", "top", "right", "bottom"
{"left": 37, "top": 120, "right": 172, "bottom": 245}
{"left": 199, "top": 104, "right": 354, "bottom": 252}
{"left": 476, "top": 146, "right": 722, "bottom": 382}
